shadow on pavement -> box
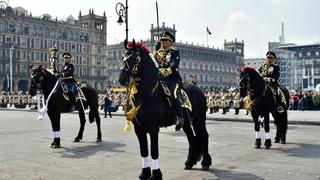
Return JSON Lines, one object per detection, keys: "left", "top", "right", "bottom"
{"left": 275, "top": 143, "right": 320, "bottom": 159}
{"left": 204, "top": 168, "right": 265, "bottom": 180}
{"left": 56, "top": 141, "right": 126, "bottom": 159}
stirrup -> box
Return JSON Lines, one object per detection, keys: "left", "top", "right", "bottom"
{"left": 277, "top": 106, "right": 284, "bottom": 113}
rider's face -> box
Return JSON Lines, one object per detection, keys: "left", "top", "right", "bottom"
{"left": 64, "top": 57, "right": 71, "bottom": 64}
{"left": 266, "top": 57, "right": 274, "bottom": 64}
{"left": 161, "top": 39, "right": 172, "bottom": 49}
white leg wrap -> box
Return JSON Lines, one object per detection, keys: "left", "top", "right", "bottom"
{"left": 255, "top": 131, "right": 260, "bottom": 139}
{"left": 152, "top": 159, "right": 159, "bottom": 170}
{"left": 142, "top": 157, "right": 149, "bottom": 168}
{"left": 54, "top": 131, "right": 60, "bottom": 138}
{"left": 265, "top": 132, "right": 271, "bottom": 139}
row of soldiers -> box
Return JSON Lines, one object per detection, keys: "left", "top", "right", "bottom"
{"left": 97, "top": 91, "right": 127, "bottom": 110}
{"left": 0, "top": 91, "right": 37, "bottom": 108}
{"left": 205, "top": 89, "right": 242, "bottom": 115}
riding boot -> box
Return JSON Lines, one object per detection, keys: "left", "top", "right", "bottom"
{"left": 275, "top": 90, "right": 284, "bottom": 113}
{"left": 174, "top": 97, "right": 185, "bottom": 131}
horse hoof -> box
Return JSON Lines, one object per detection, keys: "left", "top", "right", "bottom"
{"left": 264, "top": 139, "right": 272, "bottom": 149}
{"left": 74, "top": 138, "right": 81, "bottom": 142}
{"left": 53, "top": 144, "right": 61, "bottom": 148}
{"left": 139, "top": 167, "right": 151, "bottom": 180}
{"left": 280, "top": 140, "right": 286, "bottom": 144}
{"left": 184, "top": 165, "right": 193, "bottom": 170}
{"left": 96, "top": 138, "right": 102, "bottom": 143}
{"left": 201, "top": 166, "right": 210, "bottom": 171}
{"left": 150, "top": 169, "right": 162, "bottom": 180}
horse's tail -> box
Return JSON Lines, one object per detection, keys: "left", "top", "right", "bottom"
{"left": 81, "top": 86, "right": 100, "bottom": 123}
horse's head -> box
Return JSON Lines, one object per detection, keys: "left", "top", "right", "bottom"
{"left": 29, "top": 65, "right": 46, "bottom": 96}
{"left": 238, "top": 67, "right": 251, "bottom": 98}
{"left": 119, "top": 39, "right": 155, "bottom": 86}
{"left": 238, "top": 66, "right": 265, "bottom": 98}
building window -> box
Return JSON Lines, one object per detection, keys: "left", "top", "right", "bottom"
{"left": 19, "top": 64, "right": 27, "bottom": 74}
{"left": 97, "top": 57, "right": 101, "bottom": 65}
{"left": 81, "top": 67, "right": 87, "bottom": 76}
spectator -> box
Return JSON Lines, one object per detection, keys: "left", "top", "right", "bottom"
{"left": 104, "top": 95, "right": 112, "bottom": 118}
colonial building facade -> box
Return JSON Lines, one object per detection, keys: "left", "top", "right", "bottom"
{"left": 0, "top": 3, "right": 107, "bottom": 91}
{"left": 107, "top": 23, "right": 245, "bottom": 89}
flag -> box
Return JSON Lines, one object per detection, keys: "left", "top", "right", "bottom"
{"left": 206, "top": 26, "right": 212, "bottom": 35}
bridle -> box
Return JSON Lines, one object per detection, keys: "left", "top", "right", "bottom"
{"left": 30, "top": 70, "right": 44, "bottom": 90}
{"left": 122, "top": 51, "right": 141, "bottom": 78}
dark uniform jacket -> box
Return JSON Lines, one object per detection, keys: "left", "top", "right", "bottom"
{"left": 154, "top": 47, "right": 182, "bottom": 87}
{"left": 258, "top": 63, "right": 280, "bottom": 88}
{"left": 61, "top": 63, "right": 75, "bottom": 84}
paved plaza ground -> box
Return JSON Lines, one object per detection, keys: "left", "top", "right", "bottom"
{"left": 0, "top": 110, "right": 320, "bottom": 180}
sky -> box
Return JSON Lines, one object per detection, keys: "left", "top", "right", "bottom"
{"left": 7, "top": 0, "right": 320, "bottom": 58}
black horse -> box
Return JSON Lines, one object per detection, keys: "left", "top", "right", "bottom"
{"left": 119, "top": 41, "right": 212, "bottom": 180}
{"left": 238, "top": 66, "right": 289, "bottom": 149}
{"left": 29, "top": 65, "right": 102, "bottom": 148}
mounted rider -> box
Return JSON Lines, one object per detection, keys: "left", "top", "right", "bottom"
{"left": 258, "top": 51, "right": 285, "bottom": 113}
{"left": 56, "top": 52, "right": 78, "bottom": 102}
{"left": 154, "top": 31, "right": 185, "bottom": 131}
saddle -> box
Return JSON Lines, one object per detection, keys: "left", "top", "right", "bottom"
{"left": 267, "top": 86, "right": 286, "bottom": 107}
{"left": 159, "top": 81, "right": 192, "bottom": 112}
{"left": 61, "top": 82, "right": 86, "bottom": 102}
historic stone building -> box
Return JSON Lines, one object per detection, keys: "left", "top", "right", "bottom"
{"left": 273, "top": 44, "right": 320, "bottom": 90}
{"left": 107, "top": 23, "right": 244, "bottom": 89}
{"left": 0, "top": 3, "right": 107, "bottom": 91}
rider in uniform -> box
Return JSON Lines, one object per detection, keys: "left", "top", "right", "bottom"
{"left": 189, "top": 75, "right": 197, "bottom": 85}
{"left": 154, "top": 31, "right": 184, "bottom": 131}
{"left": 58, "top": 52, "right": 78, "bottom": 102}
{"left": 258, "top": 51, "right": 284, "bottom": 113}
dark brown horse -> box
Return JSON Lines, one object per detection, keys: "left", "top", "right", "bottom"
{"left": 29, "top": 65, "right": 101, "bottom": 148}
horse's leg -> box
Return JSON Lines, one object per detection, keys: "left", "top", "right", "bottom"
{"left": 134, "top": 125, "right": 151, "bottom": 180}
{"left": 90, "top": 106, "right": 102, "bottom": 142}
{"left": 263, "top": 113, "right": 272, "bottom": 149}
{"left": 280, "top": 111, "right": 288, "bottom": 144}
{"left": 182, "top": 120, "right": 197, "bottom": 170}
{"left": 48, "top": 111, "right": 61, "bottom": 148}
{"left": 252, "top": 112, "right": 261, "bottom": 149}
{"left": 193, "top": 118, "right": 212, "bottom": 171}
{"left": 149, "top": 131, "right": 162, "bottom": 180}
{"left": 74, "top": 102, "right": 86, "bottom": 142}
{"left": 273, "top": 112, "right": 281, "bottom": 143}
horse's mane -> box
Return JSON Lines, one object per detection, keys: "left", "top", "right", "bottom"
{"left": 243, "top": 66, "right": 265, "bottom": 98}
{"left": 127, "top": 42, "right": 159, "bottom": 69}
{"left": 127, "top": 42, "right": 151, "bottom": 54}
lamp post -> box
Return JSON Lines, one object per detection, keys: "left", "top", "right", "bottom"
{"left": 115, "top": 0, "right": 128, "bottom": 41}
{"left": 9, "top": 45, "right": 14, "bottom": 94}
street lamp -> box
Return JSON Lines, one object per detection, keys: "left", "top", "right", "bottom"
{"left": 115, "top": 0, "right": 128, "bottom": 41}
{"left": 9, "top": 45, "right": 14, "bottom": 94}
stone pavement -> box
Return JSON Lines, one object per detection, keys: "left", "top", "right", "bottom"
{"left": 2, "top": 107, "right": 320, "bottom": 125}
{"left": 1, "top": 110, "right": 320, "bottom": 180}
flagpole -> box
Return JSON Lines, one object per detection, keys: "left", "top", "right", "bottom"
{"left": 206, "top": 31, "right": 208, "bottom": 47}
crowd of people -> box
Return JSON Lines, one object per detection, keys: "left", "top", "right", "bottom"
{"left": 1, "top": 89, "right": 320, "bottom": 112}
